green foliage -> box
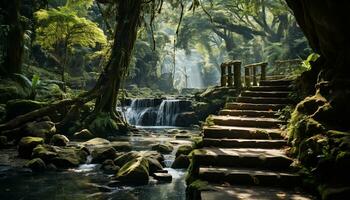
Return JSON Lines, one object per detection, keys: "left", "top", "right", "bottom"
{"left": 302, "top": 53, "right": 320, "bottom": 70}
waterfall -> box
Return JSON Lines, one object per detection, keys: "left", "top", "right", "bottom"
{"left": 125, "top": 99, "right": 160, "bottom": 126}
{"left": 155, "top": 100, "right": 181, "bottom": 126}
{"left": 124, "top": 98, "right": 191, "bottom": 126}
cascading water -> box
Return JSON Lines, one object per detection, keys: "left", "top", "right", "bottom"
{"left": 124, "top": 98, "right": 191, "bottom": 126}
{"left": 155, "top": 100, "right": 181, "bottom": 126}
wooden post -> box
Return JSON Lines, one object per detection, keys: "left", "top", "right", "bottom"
{"left": 252, "top": 66, "right": 257, "bottom": 86}
{"left": 245, "top": 67, "right": 251, "bottom": 87}
{"left": 227, "top": 63, "right": 233, "bottom": 87}
{"left": 261, "top": 62, "right": 267, "bottom": 81}
{"left": 233, "top": 61, "right": 242, "bottom": 89}
{"left": 220, "top": 63, "right": 227, "bottom": 86}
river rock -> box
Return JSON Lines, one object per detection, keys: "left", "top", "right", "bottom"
{"left": 51, "top": 147, "right": 88, "bottom": 168}
{"left": 32, "top": 144, "right": 58, "bottom": 162}
{"left": 110, "top": 141, "right": 132, "bottom": 151}
{"left": 167, "top": 129, "right": 180, "bottom": 134}
{"left": 50, "top": 134, "right": 69, "bottom": 146}
{"left": 153, "top": 173, "right": 172, "bottom": 182}
{"left": 73, "top": 129, "right": 95, "bottom": 140}
{"left": 18, "top": 137, "right": 44, "bottom": 158}
{"left": 25, "top": 158, "right": 46, "bottom": 172}
{"left": 175, "top": 145, "right": 193, "bottom": 157}
{"left": 114, "top": 152, "right": 140, "bottom": 167}
{"left": 171, "top": 155, "right": 190, "bottom": 169}
{"left": 116, "top": 156, "right": 149, "bottom": 185}
{"left": 24, "top": 120, "right": 56, "bottom": 139}
{"left": 83, "top": 138, "right": 111, "bottom": 147}
{"left": 0, "top": 136, "right": 7, "bottom": 148}
{"left": 101, "top": 159, "right": 120, "bottom": 174}
{"left": 5, "top": 99, "right": 45, "bottom": 120}
{"left": 151, "top": 143, "right": 174, "bottom": 154}
{"left": 175, "top": 112, "right": 198, "bottom": 127}
{"left": 91, "top": 146, "right": 117, "bottom": 163}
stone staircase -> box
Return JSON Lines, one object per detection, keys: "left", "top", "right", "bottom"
{"left": 189, "top": 80, "right": 314, "bottom": 200}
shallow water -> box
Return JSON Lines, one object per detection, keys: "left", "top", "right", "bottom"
{"left": 0, "top": 127, "right": 195, "bottom": 200}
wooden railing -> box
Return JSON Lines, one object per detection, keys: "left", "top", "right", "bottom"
{"left": 244, "top": 62, "right": 267, "bottom": 87}
{"left": 220, "top": 60, "right": 242, "bottom": 88}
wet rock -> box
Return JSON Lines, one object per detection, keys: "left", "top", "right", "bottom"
{"left": 151, "top": 143, "right": 174, "bottom": 154}
{"left": 32, "top": 144, "right": 58, "bottom": 162}
{"left": 175, "top": 112, "right": 198, "bottom": 127}
{"left": 116, "top": 156, "right": 149, "bottom": 185}
{"left": 171, "top": 155, "right": 190, "bottom": 169}
{"left": 91, "top": 146, "right": 117, "bottom": 163}
{"left": 153, "top": 173, "right": 172, "bottom": 182}
{"left": 175, "top": 145, "right": 193, "bottom": 157}
{"left": 0, "top": 136, "right": 7, "bottom": 148}
{"left": 73, "top": 129, "right": 95, "bottom": 140}
{"left": 175, "top": 134, "right": 191, "bottom": 139}
{"left": 110, "top": 141, "right": 132, "bottom": 151}
{"left": 50, "top": 134, "right": 69, "bottom": 146}
{"left": 25, "top": 158, "right": 46, "bottom": 172}
{"left": 83, "top": 138, "right": 111, "bottom": 147}
{"left": 24, "top": 120, "right": 56, "bottom": 139}
{"left": 51, "top": 147, "right": 88, "bottom": 168}
{"left": 101, "top": 159, "right": 120, "bottom": 174}
{"left": 114, "top": 152, "right": 140, "bottom": 167}
{"left": 167, "top": 129, "right": 180, "bottom": 134}
{"left": 146, "top": 156, "right": 163, "bottom": 175}
{"left": 18, "top": 137, "right": 44, "bottom": 158}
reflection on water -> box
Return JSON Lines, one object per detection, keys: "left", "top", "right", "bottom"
{"left": 0, "top": 127, "right": 194, "bottom": 200}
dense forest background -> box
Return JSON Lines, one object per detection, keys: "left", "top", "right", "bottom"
{"left": 0, "top": 0, "right": 310, "bottom": 94}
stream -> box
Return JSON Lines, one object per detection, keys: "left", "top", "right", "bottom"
{"left": 0, "top": 127, "right": 198, "bottom": 200}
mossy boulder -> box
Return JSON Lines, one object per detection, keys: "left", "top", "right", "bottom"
{"left": 114, "top": 152, "right": 140, "bottom": 167}
{"left": 18, "top": 137, "right": 44, "bottom": 158}
{"left": 101, "top": 159, "right": 120, "bottom": 174}
{"left": 51, "top": 147, "right": 88, "bottom": 168}
{"left": 151, "top": 143, "right": 174, "bottom": 154}
{"left": 110, "top": 141, "right": 132, "bottom": 152}
{"left": 73, "top": 129, "right": 95, "bottom": 140}
{"left": 32, "top": 144, "right": 58, "bottom": 162}
{"left": 116, "top": 156, "right": 149, "bottom": 185}
{"left": 296, "top": 94, "right": 327, "bottom": 115}
{"left": 24, "top": 120, "right": 56, "bottom": 139}
{"left": 171, "top": 155, "right": 190, "bottom": 169}
{"left": 91, "top": 146, "right": 117, "bottom": 163}
{"left": 5, "top": 100, "right": 47, "bottom": 120}
{"left": 83, "top": 137, "right": 111, "bottom": 147}
{"left": 298, "top": 134, "right": 329, "bottom": 166}
{"left": 50, "top": 134, "right": 69, "bottom": 146}
{"left": 175, "top": 145, "right": 193, "bottom": 157}
{"left": 25, "top": 158, "right": 47, "bottom": 172}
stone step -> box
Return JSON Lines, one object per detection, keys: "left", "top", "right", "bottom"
{"left": 203, "top": 138, "right": 287, "bottom": 149}
{"left": 259, "top": 80, "right": 293, "bottom": 86}
{"left": 236, "top": 97, "right": 291, "bottom": 104}
{"left": 192, "top": 148, "right": 293, "bottom": 170}
{"left": 203, "top": 125, "right": 283, "bottom": 139}
{"left": 242, "top": 91, "right": 290, "bottom": 98}
{"left": 198, "top": 167, "right": 300, "bottom": 187}
{"left": 249, "top": 86, "right": 292, "bottom": 92}
{"left": 212, "top": 116, "right": 286, "bottom": 129}
{"left": 225, "top": 102, "right": 286, "bottom": 111}
{"left": 219, "top": 110, "right": 278, "bottom": 118}
{"left": 200, "top": 185, "right": 314, "bottom": 200}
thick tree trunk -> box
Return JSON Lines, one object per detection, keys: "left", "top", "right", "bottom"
{"left": 1, "top": 0, "right": 24, "bottom": 75}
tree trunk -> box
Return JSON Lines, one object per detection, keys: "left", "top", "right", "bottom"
{"left": 93, "top": 0, "right": 142, "bottom": 116}
{"left": 1, "top": 0, "right": 24, "bottom": 75}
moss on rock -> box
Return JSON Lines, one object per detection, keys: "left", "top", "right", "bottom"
{"left": 18, "top": 137, "right": 44, "bottom": 158}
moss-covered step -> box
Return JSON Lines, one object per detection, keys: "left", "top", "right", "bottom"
{"left": 199, "top": 185, "right": 314, "bottom": 200}
{"left": 248, "top": 85, "right": 293, "bottom": 92}
{"left": 202, "top": 138, "right": 287, "bottom": 149}
{"left": 259, "top": 80, "right": 293, "bottom": 86}
{"left": 203, "top": 125, "right": 283, "bottom": 139}
{"left": 219, "top": 109, "right": 278, "bottom": 118}
{"left": 241, "top": 91, "right": 290, "bottom": 98}
{"left": 211, "top": 116, "right": 286, "bottom": 128}
{"left": 225, "top": 102, "right": 287, "bottom": 111}
{"left": 192, "top": 148, "right": 293, "bottom": 170}
{"left": 198, "top": 167, "right": 300, "bottom": 187}
{"left": 236, "top": 97, "right": 292, "bottom": 104}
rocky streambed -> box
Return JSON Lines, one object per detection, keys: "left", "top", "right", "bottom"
{"left": 0, "top": 127, "right": 200, "bottom": 200}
